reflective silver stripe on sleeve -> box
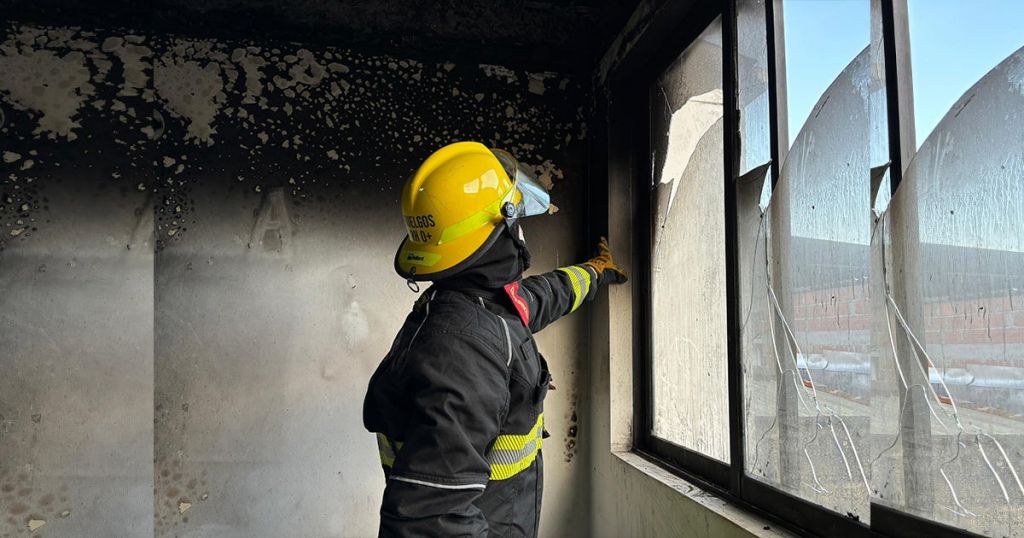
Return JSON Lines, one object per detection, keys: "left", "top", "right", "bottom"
{"left": 557, "top": 265, "right": 591, "bottom": 313}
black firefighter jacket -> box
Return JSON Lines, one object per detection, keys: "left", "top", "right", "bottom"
{"left": 363, "top": 264, "right": 598, "bottom": 537}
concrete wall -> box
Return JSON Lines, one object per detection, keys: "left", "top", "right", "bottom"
{"left": 0, "top": 22, "right": 590, "bottom": 537}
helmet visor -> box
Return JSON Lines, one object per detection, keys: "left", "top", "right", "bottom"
{"left": 492, "top": 149, "right": 551, "bottom": 218}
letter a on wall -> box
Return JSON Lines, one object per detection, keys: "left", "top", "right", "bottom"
{"left": 249, "top": 188, "right": 293, "bottom": 255}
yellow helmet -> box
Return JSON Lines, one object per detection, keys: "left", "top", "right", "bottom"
{"left": 394, "top": 141, "right": 550, "bottom": 281}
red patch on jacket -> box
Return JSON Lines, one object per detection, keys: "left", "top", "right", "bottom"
{"left": 503, "top": 281, "right": 531, "bottom": 327}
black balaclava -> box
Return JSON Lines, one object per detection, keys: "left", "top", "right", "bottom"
{"left": 435, "top": 224, "right": 530, "bottom": 291}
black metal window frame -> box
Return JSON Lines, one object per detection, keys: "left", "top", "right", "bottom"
{"left": 603, "top": 0, "right": 988, "bottom": 536}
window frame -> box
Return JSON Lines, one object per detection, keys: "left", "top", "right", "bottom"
{"left": 632, "top": 5, "right": 733, "bottom": 486}
{"left": 607, "top": 0, "right": 991, "bottom": 536}
{"left": 627, "top": 0, "right": 732, "bottom": 490}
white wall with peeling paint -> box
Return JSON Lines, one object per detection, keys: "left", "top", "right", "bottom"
{"left": 0, "top": 21, "right": 589, "bottom": 537}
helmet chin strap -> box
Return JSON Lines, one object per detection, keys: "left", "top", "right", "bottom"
{"left": 501, "top": 202, "right": 531, "bottom": 273}
{"left": 406, "top": 266, "right": 421, "bottom": 293}
{"left": 510, "top": 223, "right": 531, "bottom": 272}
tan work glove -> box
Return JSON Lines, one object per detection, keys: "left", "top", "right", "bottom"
{"left": 583, "top": 237, "right": 628, "bottom": 285}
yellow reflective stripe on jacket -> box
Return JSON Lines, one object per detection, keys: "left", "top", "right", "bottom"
{"left": 373, "top": 413, "right": 544, "bottom": 481}
{"left": 377, "top": 433, "right": 403, "bottom": 468}
{"left": 488, "top": 413, "right": 544, "bottom": 480}
{"left": 557, "top": 265, "right": 591, "bottom": 313}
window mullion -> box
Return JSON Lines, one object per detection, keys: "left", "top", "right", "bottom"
{"left": 723, "top": 0, "right": 746, "bottom": 497}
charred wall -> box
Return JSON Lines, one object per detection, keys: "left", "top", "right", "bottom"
{"left": 0, "top": 22, "right": 591, "bottom": 537}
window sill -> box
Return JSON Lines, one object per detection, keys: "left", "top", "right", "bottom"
{"left": 611, "top": 450, "right": 798, "bottom": 538}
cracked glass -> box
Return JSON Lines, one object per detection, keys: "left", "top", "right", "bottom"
{"left": 742, "top": 43, "right": 872, "bottom": 522}
{"left": 871, "top": 46, "right": 1024, "bottom": 536}
{"left": 649, "top": 16, "right": 730, "bottom": 462}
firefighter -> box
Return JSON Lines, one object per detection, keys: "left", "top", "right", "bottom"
{"left": 363, "top": 141, "right": 626, "bottom": 537}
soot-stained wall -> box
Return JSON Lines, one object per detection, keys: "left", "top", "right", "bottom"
{"left": 0, "top": 23, "right": 591, "bottom": 537}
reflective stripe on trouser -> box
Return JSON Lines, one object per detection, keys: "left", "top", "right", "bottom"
{"left": 556, "top": 266, "right": 591, "bottom": 313}
{"left": 373, "top": 413, "right": 544, "bottom": 481}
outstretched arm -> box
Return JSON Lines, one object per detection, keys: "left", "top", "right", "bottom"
{"left": 519, "top": 237, "right": 627, "bottom": 333}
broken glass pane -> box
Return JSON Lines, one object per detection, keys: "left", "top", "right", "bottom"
{"left": 738, "top": 0, "right": 771, "bottom": 176}
{"left": 649, "top": 16, "right": 730, "bottom": 463}
{"left": 872, "top": 46, "right": 1024, "bottom": 536}
{"left": 744, "top": 47, "right": 871, "bottom": 521}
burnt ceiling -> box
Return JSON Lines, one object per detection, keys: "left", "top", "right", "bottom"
{"left": 0, "top": 0, "right": 644, "bottom": 74}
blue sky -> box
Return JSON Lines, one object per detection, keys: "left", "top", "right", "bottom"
{"left": 783, "top": 0, "right": 1023, "bottom": 149}
{"left": 905, "top": 0, "right": 1024, "bottom": 147}
{"left": 782, "top": 0, "right": 868, "bottom": 146}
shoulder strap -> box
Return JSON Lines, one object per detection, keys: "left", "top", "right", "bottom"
{"left": 406, "top": 289, "right": 438, "bottom": 352}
